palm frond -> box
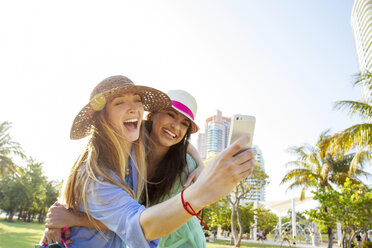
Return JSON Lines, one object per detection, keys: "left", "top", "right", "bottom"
{"left": 280, "top": 168, "right": 315, "bottom": 185}
{"left": 320, "top": 123, "right": 372, "bottom": 156}
{"left": 307, "top": 152, "right": 322, "bottom": 171}
{"left": 286, "top": 146, "right": 308, "bottom": 160}
{"left": 354, "top": 71, "right": 372, "bottom": 91}
{"left": 285, "top": 174, "right": 316, "bottom": 192}
{"left": 316, "top": 129, "right": 332, "bottom": 145}
{"left": 285, "top": 160, "right": 310, "bottom": 169}
{"left": 320, "top": 162, "right": 333, "bottom": 181}
{"left": 0, "top": 121, "right": 25, "bottom": 179}
{"left": 300, "top": 186, "right": 307, "bottom": 201}
{"left": 333, "top": 100, "right": 372, "bottom": 120}
{"left": 349, "top": 146, "right": 371, "bottom": 175}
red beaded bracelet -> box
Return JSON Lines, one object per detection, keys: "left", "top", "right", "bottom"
{"left": 181, "top": 188, "right": 209, "bottom": 229}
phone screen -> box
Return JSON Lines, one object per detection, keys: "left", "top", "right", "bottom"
{"left": 228, "top": 115, "right": 256, "bottom": 148}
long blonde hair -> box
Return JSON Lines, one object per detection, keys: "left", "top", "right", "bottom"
{"left": 62, "top": 108, "right": 147, "bottom": 231}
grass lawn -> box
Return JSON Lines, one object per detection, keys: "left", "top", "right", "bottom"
{"left": 0, "top": 220, "right": 291, "bottom": 248}
{"left": 0, "top": 219, "right": 44, "bottom": 248}
{"left": 206, "top": 239, "right": 291, "bottom": 247}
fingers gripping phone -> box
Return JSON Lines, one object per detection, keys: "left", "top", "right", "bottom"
{"left": 228, "top": 115, "right": 256, "bottom": 154}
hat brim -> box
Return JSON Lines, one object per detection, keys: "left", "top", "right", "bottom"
{"left": 171, "top": 106, "right": 199, "bottom": 134}
{"left": 70, "top": 85, "right": 171, "bottom": 140}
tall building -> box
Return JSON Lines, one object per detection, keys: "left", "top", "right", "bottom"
{"left": 245, "top": 146, "right": 266, "bottom": 202}
{"left": 351, "top": 0, "right": 372, "bottom": 102}
{"left": 197, "top": 132, "right": 207, "bottom": 160}
{"left": 197, "top": 110, "right": 231, "bottom": 160}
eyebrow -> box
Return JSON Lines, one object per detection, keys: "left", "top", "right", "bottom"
{"left": 167, "top": 109, "right": 178, "bottom": 115}
{"left": 168, "top": 109, "right": 190, "bottom": 124}
{"left": 181, "top": 115, "right": 190, "bottom": 125}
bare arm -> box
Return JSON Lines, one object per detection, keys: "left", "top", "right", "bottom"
{"left": 140, "top": 135, "right": 255, "bottom": 241}
{"left": 186, "top": 143, "right": 204, "bottom": 168}
{"left": 184, "top": 143, "right": 205, "bottom": 187}
{"left": 45, "top": 202, "right": 109, "bottom": 230}
{"left": 47, "top": 135, "right": 255, "bottom": 243}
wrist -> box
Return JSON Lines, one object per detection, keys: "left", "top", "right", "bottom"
{"left": 181, "top": 186, "right": 209, "bottom": 229}
{"left": 71, "top": 212, "right": 85, "bottom": 227}
{"left": 182, "top": 184, "right": 206, "bottom": 212}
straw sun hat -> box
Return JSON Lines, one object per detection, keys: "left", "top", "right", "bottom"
{"left": 70, "top": 75, "right": 172, "bottom": 140}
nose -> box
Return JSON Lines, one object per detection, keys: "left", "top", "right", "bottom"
{"left": 171, "top": 120, "right": 181, "bottom": 130}
{"left": 127, "top": 101, "right": 139, "bottom": 113}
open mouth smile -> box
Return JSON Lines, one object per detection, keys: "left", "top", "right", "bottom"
{"left": 163, "top": 128, "right": 177, "bottom": 138}
{"left": 123, "top": 118, "right": 139, "bottom": 131}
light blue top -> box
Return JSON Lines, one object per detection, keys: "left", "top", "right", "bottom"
{"left": 68, "top": 153, "right": 159, "bottom": 248}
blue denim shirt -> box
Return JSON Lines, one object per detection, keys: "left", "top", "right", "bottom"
{"left": 68, "top": 152, "right": 159, "bottom": 248}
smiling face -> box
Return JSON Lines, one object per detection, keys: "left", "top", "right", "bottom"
{"left": 105, "top": 93, "right": 144, "bottom": 142}
{"left": 150, "top": 108, "right": 191, "bottom": 148}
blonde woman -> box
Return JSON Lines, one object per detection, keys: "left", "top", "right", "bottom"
{"left": 39, "top": 75, "right": 256, "bottom": 248}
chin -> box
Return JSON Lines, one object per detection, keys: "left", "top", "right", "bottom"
{"left": 160, "top": 139, "right": 177, "bottom": 147}
{"left": 123, "top": 133, "right": 140, "bottom": 142}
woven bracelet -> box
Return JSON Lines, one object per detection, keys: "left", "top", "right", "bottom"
{"left": 181, "top": 188, "right": 209, "bottom": 229}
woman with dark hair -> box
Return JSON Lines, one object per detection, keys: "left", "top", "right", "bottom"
{"left": 143, "top": 89, "right": 206, "bottom": 247}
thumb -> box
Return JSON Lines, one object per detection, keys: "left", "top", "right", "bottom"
{"left": 53, "top": 201, "right": 63, "bottom": 207}
{"left": 64, "top": 228, "right": 71, "bottom": 239}
{"left": 220, "top": 134, "right": 251, "bottom": 159}
{"left": 183, "top": 170, "right": 196, "bottom": 187}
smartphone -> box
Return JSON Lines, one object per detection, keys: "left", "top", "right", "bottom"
{"left": 228, "top": 114, "right": 256, "bottom": 149}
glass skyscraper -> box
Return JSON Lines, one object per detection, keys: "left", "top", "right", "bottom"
{"left": 245, "top": 146, "right": 266, "bottom": 202}
{"left": 197, "top": 110, "right": 231, "bottom": 160}
{"left": 351, "top": 0, "right": 372, "bottom": 102}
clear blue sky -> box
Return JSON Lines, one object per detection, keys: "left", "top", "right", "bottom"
{"left": 1, "top": 0, "right": 368, "bottom": 203}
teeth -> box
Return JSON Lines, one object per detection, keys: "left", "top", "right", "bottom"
{"left": 164, "top": 129, "right": 176, "bottom": 138}
{"left": 124, "top": 118, "right": 138, "bottom": 123}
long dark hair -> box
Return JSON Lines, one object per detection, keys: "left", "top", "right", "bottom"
{"left": 144, "top": 119, "right": 191, "bottom": 205}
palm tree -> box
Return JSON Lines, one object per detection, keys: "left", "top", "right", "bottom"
{"left": 281, "top": 131, "right": 368, "bottom": 197}
{"left": 281, "top": 131, "right": 370, "bottom": 248}
{"left": 0, "top": 121, "right": 25, "bottom": 178}
{"left": 320, "top": 71, "right": 372, "bottom": 174}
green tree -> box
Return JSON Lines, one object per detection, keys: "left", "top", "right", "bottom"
{"left": 0, "top": 157, "right": 60, "bottom": 223}
{"left": 203, "top": 201, "right": 231, "bottom": 231}
{"left": 320, "top": 71, "right": 372, "bottom": 174}
{"left": 306, "top": 177, "right": 372, "bottom": 248}
{"left": 0, "top": 121, "right": 25, "bottom": 178}
{"left": 239, "top": 203, "right": 255, "bottom": 235}
{"left": 281, "top": 131, "right": 370, "bottom": 248}
{"left": 20, "top": 158, "right": 47, "bottom": 222}
{"left": 256, "top": 207, "right": 279, "bottom": 235}
{"left": 0, "top": 174, "right": 27, "bottom": 222}
{"left": 226, "top": 163, "right": 269, "bottom": 247}
{"left": 37, "top": 180, "right": 60, "bottom": 223}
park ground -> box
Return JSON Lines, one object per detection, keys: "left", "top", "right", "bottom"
{"left": 0, "top": 219, "right": 327, "bottom": 248}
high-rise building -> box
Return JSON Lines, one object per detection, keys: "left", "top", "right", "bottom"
{"left": 351, "top": 0, "right": 372, "bottom": 102}
{"left": 245, "top": 146, "right": 266, "bottom": 202}
{"left": 197, "top": 132, "right": 206, "bottom": 160}
{"left": 197, "top": 110, "right": 231, "bottom": 160}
